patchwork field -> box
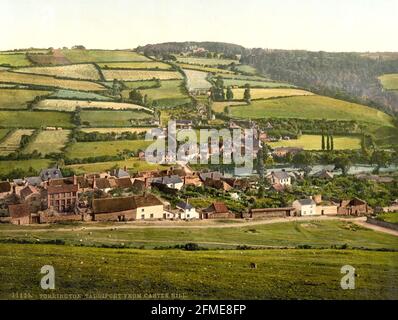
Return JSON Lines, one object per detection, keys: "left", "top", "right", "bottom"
{"left": 0, "top": 71, "right": 105, "bottom": 91}
{"left": 230, "top": 88, "right": 313, "bottom": 100}
{"left": 98, "top": 61, "right": 172, "bottom": 70}
{"left": 66, "top": 140, "right": 151, "bottom": 159}
{"left": 0, "top": 53, "right": 31, "bottom": 67}
{"left": 0, "top": 89, "right": 51, "bottom": 109}
{"left": 49, "top": 89, "right": 111, "bottom": 101}
{"left": 184, "top": 69, "right": 212, "bottom": 91}
{"left": 223, "top": 78, "right": 295, "bottom": 88}
{"left": 14, "top": 63, "right": 102, "bottom": 81}
{"left": 176, "top": 63, "right": 234, "bottom": 74}
{"left": 235, "top": 64, "right": 258, "bottom": 74}
{"left": 0, "top": 159, "right": 52, "bottom": 177}
{"left": 62, "top": 49, "right": 150, "bottom": 63}
{"left": 176, "top": 56, "right": 238, "bottom": 66}
{"left": 122, "top": 80, "right": 160, "bottom": 89}
{"left": 0, "top": 111, "right": 73, "bottom": 128}
{"left": 0, "top": 129, "right": 34, "bottom": 156}
{"left": 35, "top": 99, "right": 152, "bottom": 112}
{"left": 229, "top": 95, "right": 394, "bottom": 127}
{"left": 22, "top": 130, "right": 70, "bottom": 155}
{"left": 102, "top": 69, "right": 182, "bottom": 81}
{"left": 80, "top": 127, "right": 152, "bottom": 134}
{"left": 212, "top": 101, "right": 249, "bottom": 113}
{"left": 1, "top": 243, "right": 397, "bottom": 299}
{"left": 379, "top": 73, "right": 398, "bottom": 90}
{"left": 66, "top": 157, "right": 168, "bottom": 174}
{"left": 80, "top": 110, "right": 153, "bottom": 127}
{"left": 0, "top": 129, "right": 10, "bottom": 141}
{"left": 268, "top": 134, "right": 361, "bottom": 150}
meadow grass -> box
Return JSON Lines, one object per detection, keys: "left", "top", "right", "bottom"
{"left": 176, "top": 56, "right": 238, "bottom": 66}
{"left": 80, "top": 110, "right": 152, "bottom": 127}
{"left": 230, "top": 88, "right": 312, "bottom": 100}
{"left": 176, "top": 63, "right": 234, "bottom": 74}
{"left": 0, "top": 159, "right": 52, "bottom": 176}
{"left": 23, "top": 130, "right": 70, "bottom": 155}
{"left": 62, "top": 49, "right": 150, "bottom": 63}
{"left": 184, "top": 69, "right": 212, "bottom": 90}
{"left": 377, "top": 213, "right": 398, "bottom": 225}
{"left": 0, "top": 243, "right": 397, "bottom": 299}
{"left": 0, "top": 129, "right": 34, "bottom": 156}
{"left": 268, "top": 134, "right": 361, "bottom": 150}
{"left": 378, "top": 73, "right": 398, "bottom": 90}
{"left": 102, "top": 70, "right": 182, "bottom": 81}
{"left": 229, "top": 95, "right": 394, "bottom": 127}
{"left": 0, "top": 53, "right": 31, "bottom": 67}
{"left": 49, "top": 89, "right": 111, "bottom": 101}
{"left": 98, "top": 61, "right": 172, "bottom": 70}
{"left": 0, "top": 111, "right": 73, "bottom": 128}
{"left": 65, "top": 140, "right": 151, "bottom": 159}
{"left": 222, "top": 78, "right": 295, "bottom": 88}
{"left": 0, "top": 89, "right": 51, "bottom": 109}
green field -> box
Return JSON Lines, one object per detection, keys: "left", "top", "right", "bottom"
{"left": 122, "top": 80, "right": 160, "bottom": 89}
{"left": 184, "top": 69, "right": 212, "bottom": 90}
{"left": 176, "top": 63, "right": 234, "bottom": 74}
{"left": 0, "top": 159, "right": 52, "bottom": 176}
{"left": 23, "top": 130, "right": 70, "bottom": 155}
{"left": 229, "top": 95, "right": 394, "bottom": 127}
{"left": 102, "top": 69, "right": 182, "bottom": 81}
{"left": 268, "top": 134, "right": 361, "bottom": 150}
{"left": 235, "top": 64, "right": 258, "bottom": 74}
{"left": 0, "top": 111, "right": 73, "bottom": 128}
{"left": 230, "top": 88, "right": 312, "bottom": 100}
{"left": 0, "top": 53, "right": 31, "bottom": 67}
{"left": 176, "top": 56, "right": 238, "bottom": 66}
{"left": 0, "top": 129, "right": 34, "bottom": 156}
{"left": 62, "top": 49, "right": 150, "bottom": 63}
{"left": 0, "top": 244, "right": 397, "bottom": 299}
{"left": 377, "top": 213, "right": 398, "bottom": 225}
{"left": 49, "top": 89, "right": 111, "bottom": 101}
{"left": 80, "top": 110, "right": 152, "bottom": 127}
{"left": 379, "top": 74, "right": 398, "bottom": 90}
{"left": 66, "top": 157, "right": 168, "bottom": 174}
{"left": 0, "top": 129, "right": 9, "bottom": 141}
{"left": 66, "top": 140, "right": 151, "bottom": 159}
{"left": 222, "top": 79, "right": 295, "bottom": 88}
{"left": 0, "top": 89, "right": 51, "bottom": 109}
{"left": 98, "top": 61, "right": 172, "bottom": 70}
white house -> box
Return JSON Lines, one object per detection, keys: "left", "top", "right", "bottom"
{"left": 292, "top": 198, "right": 318, "bottom": 216}
{"left": 152, "top": 175, "right": 184, "bottom": 190}
{"left": 176, "top": 201, "right": 199, "bottom": 220}
{"left": 268, "top": 171, "right": 291, "bottom": 186}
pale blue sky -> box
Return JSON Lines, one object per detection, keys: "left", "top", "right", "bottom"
{"left": 1, "top": 0, "right": 397, "bottom": 51}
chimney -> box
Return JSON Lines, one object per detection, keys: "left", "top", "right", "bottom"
{"left": 73, "top": 175, "right": 77, "bottom": 185}
{"left": 93, "top": 176, "right": 97, "bottom": 189}
{"left": 124, "top": 165, "right": 127, "bottom": 172}
{"left": 83, "top": 173, "right": 87, "bottom": 179}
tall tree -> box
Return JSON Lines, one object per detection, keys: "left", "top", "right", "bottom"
{"left": 330, "top": 135, "right": 334, "bottom": 151}
{"left": 226, "top": 86, "right": 234, "bottom": 101}
{"left": 326, "top": 134, "right": 330, "bottom": 151}
{"left": 321, "top": 134, "right": 325, "bottom": 151}
{"left": 243, "top": 84, "right": 251, "bottom": 103}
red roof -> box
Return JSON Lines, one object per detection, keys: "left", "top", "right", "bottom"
{"left": 8, "top": 203, "right": 30, "bottom": 218}
{"left": 47, "top": 184, "right": 78, "bottom": 194}
{"left": 205, "top": 202, "right": 229, "bottom": 214}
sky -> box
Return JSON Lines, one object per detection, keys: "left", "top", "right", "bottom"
{"left": 1, "top": 0, "right": 397, "bottom": 52}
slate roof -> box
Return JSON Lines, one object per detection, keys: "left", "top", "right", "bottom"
{"left": 177, "top": 202, "right": 193, "bottom": 210}
{"left": 296, "top": 198, "right": 316, "bottom": 205}
{"left": 26, "top": 176, "right": 43, "bottom": 186}
{"left": 40, "top": 168, "right": 63, "bottom": 180}
{"left": 152, "top": 175, "right": 183, "bottom": 185}
{"left": 111, "top": 168, "right": 130, "bottom": 178}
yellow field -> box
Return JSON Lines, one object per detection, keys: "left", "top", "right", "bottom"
{"left": 176, "top": 63, "right": 234, "bottom": 74}
{"left": 23, "top": 130, "right": 71, "bottom": 155}
{"left": 14, "top": 64, "right": 102, "bottom": 81}
{"left": 231, "top": 88, "right": 313, "bottom": 100}
{"left": 102, "top": 69, "right": 182, "bottom": 81}
{"left": 0, "top": 129, "right": 34, "bottom": 156}
{"left": 98, "top": 61, "right": 172, "bottom": 70}
{"left": 35, "top": 99, "right": 153, "bottom": 112}
{"left": 80, "top": 127, "right": 152, "bottom": 134}
{"left": 0, "top": 89, "right": 51, "bottom": 109}
{"left": 212, "top": 101, "right": 248, "bottom": 113}
{"left": 0, "top": 71, "right": 105, "bottom": 91}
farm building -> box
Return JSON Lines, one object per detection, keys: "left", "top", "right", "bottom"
{"left": 202, "top": 202, "right": 235, "bottom": 219}
{"left": 245, "top": 207, "right": 296, "bottom": 219}
{"left": 0, "top": 181, "right": 12, "bottom": 199}
{"left": 337, "top": 198, "right": 373, "bottom": 216}
{"left": 267, "top": 171, "right": 291, "bottom": 187}
{"left": 8, "top": 203, "right": 31, "bottom": 225}
{"left": 20, "top": 185, "right": 42, "bottom": 213}
{"left": 92, "top": 194, "right": 164, "bottom": 221}
{"left": 46, "top": 178, "right": 78, "bottom": 213}
{"left": 292, "top": 198, "right": 317, "bottom": 216}
{"left": 176, "top": 201, "right": 199, "bottom": 220}
{"left": 316, "top": 205, "right": 338, "bottom": 215}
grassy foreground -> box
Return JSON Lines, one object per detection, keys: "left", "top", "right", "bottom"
{"left": 0, "top": 243, "right": 397, "bottom": 299}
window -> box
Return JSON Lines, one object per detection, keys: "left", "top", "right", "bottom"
{"left": 187, "top": 214, "right": 190, "bottom": 218}
{"left": 150, "top": 214, "right": 154, "bottom": 219}
{"left": 141, "top": 214, "right": 145, "bottom": 219}
{"left": 141, "top": 208, "right": 144, "bottom": 212}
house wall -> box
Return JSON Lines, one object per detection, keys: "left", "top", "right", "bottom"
{"left": 316, "top": 205, "right": 338, "bottom": 215}
{"left": 40, "top": 214, "right": 84, "bottom": 224}
{"left": 293, "top": 201, "right": 317, "bottom": 216}
{"left": 205, "top": 212, "right": 235, "bottom": 219}
{"left": 249, "top": 210, "right": 290, "bottom": 219}
{"left": 180, "top": 208, "right": 199, "bottom": 219}
{"left": 94, "top": 209, "right": 136, "bottom": 222}
{"left": 136, "top": 205, "right": 164, "bottom": 220}
{"left": 11, "top": 215, "right": 30, "bottom": 225}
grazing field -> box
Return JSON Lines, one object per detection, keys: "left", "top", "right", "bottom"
{"left": 184, "top": 69, "right": 212, "bottom": 90}
{"left": 379, "top": 74, "right": 398, "bottom": 90}
{"left": 230, "top": 88, "right": 313, "bottom": 100}
{"left": 0, "top": 53, "right": 31, "bottom": 67}
{"left": 217, "top": 73, "right": 270, "bottom": 81}
{"left": 102, "top": 69, "right": 182, "bottom": 81}
{"left": 66, "top": 157, "right": 168, "bottom": 174}
{"left": 268, "top": 134, "right": 361, "bottom": 150}
{"left": 66, "top": 140, "right": 151, "bottom": 159}
{"left": 229, "top": 95, "right": 394, "bottom": 127}
{"left": 176, "top": 63, "right": 234, "bottom": 74}
{"left": 1, "top": 243, "right": 397, "bottom": 300}
{"left": 122, "top": 80, "right": 160, "bottom": 89}
{"left": 49, "top": 89, "right": 111, "bottom": 101}
{"left": 122, "top": 80, "right": 190, "bottom": 107}
{"left": 35, "top": 99, "right": 152, "bottom": 112}
{"left": 0, "top": 89, "right": 50, "bottom": 109}
{"left": 376, "top": 213, "right": 398, "bottom": 225}
{"left": 212, "top": 101, "right": 248, "bottom": 113}
{"left": 176, "top": 56, "right": 238, "bottom": 66}
{"left": 22, "top": 130, "right": 70, "bottom": 155}
{"left": 80, "top": 110, "right": 153, "bottom": 127}
{"left": 0, "top": 129, "right": 34, "bottom": 156}
{"left": 14, "top": 64, "right": 102, "bottom": 81}
{"left": 0, "top": 71, "right": 105, "bottom": 91}
{"left": 0, "top": 159, "right": 52, "bottom": 177}
{"left": 0, "top": 111, "right": 73, "bottom": 128}
{"left": 223, "top": 78, "right": 295, "bottom": 88}
{"left": 0, "top": 129, "right": 10, "bottom": 141}
{"left": 80, "top": 127, "right": 152, "bottom": 134}
{"left": 235, "top": 64, "right": 258, "bottom": 74}
{"left": 98, "top": 61, "right": 172, "bottom": 70}
{"left": 62, "top": 49, "right": 150, "bottom": 63}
